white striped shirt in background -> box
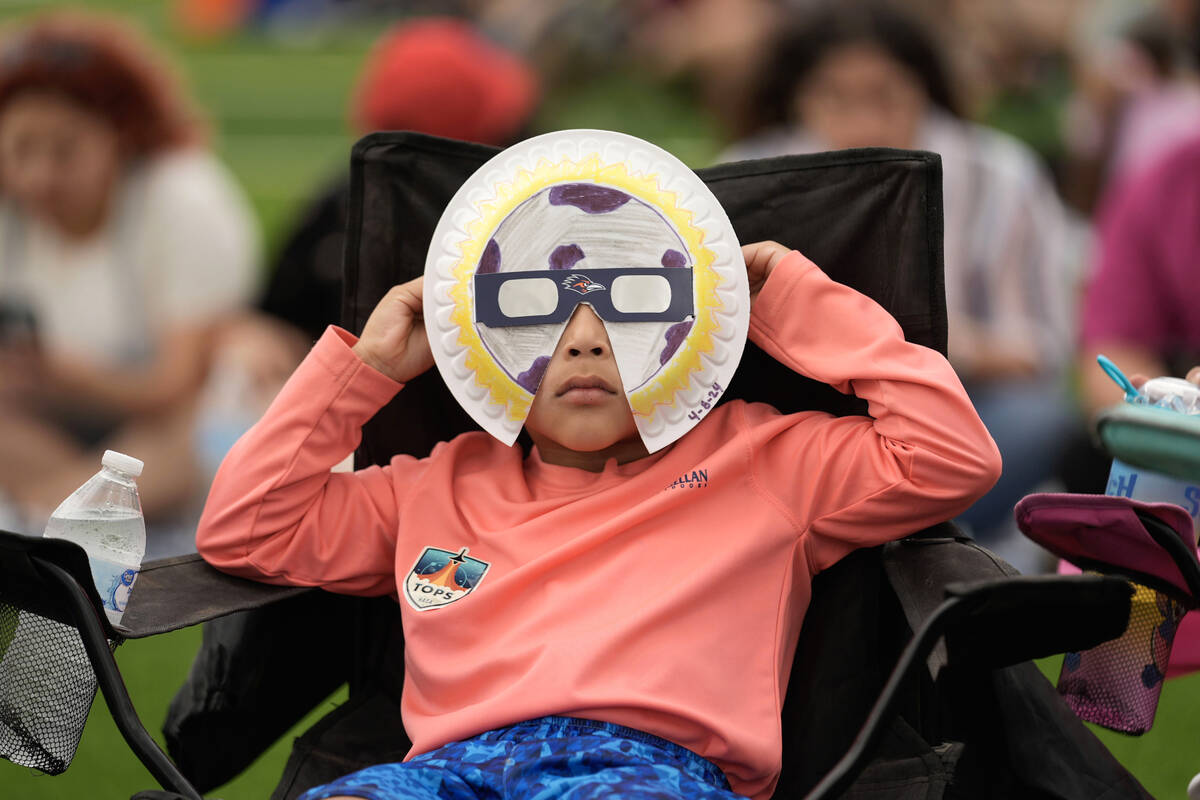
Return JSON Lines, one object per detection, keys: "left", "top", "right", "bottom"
{"left": 721, "top": 110, "right": 1088, "bottom": 382}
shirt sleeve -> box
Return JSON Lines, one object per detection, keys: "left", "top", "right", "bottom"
{"left": 742, "top": 251, "right": 1002, "bottom": 573}
{"left": 195, "top": 326, "right": 421, "bottom": 596}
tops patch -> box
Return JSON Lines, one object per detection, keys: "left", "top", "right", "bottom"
{"left": 404, "top": 546, "right": 490, "bottom": 611}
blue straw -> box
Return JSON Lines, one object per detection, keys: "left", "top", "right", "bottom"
{"left": 1097, "top": 354, "right": 1141, "bottom": 403}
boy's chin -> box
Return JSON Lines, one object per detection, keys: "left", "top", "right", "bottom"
{"left": 554, "top": 433, "right": 631, "bottom": 453}
{"left": 533, "top": 427, "right": 644, "bottom": 455}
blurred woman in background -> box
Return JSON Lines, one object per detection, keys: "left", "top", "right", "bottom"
{"left": 0, "top": 11, "right": 258, "bottom": 544}
{"left": 723, "top": 0, "right": 1085, "bottom": 572}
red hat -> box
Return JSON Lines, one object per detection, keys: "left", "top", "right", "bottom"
{"left": 351, "top": 17, "right": 538, "bottom": 146}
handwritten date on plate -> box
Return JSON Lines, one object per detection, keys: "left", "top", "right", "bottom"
{"left": 687, "top": 381, "right": 724, "bottom": 422}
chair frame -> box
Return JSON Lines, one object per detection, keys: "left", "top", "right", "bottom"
{"left": 0, "top": 531, "right": 203, "bottom": 799}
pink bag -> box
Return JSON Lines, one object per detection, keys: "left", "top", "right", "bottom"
{"left": 1016, "top": 493, "right": 1200, "bottom": 734}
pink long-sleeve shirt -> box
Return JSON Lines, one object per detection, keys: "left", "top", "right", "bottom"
{"left": 197, "top": 252, "right": 1000, "bottom": 799}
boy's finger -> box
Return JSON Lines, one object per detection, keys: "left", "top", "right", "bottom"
{"left": 400, "top": 277, "right": 425, "bottom": 304}
{"left": 742, "top": 240, "right": 781, "bottom": 265}
{"left": 386, "top": 279, "right": 425, "bottom": 316}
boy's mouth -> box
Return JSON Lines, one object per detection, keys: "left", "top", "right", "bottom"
{"left": 556, "top": 375, "right": 617, "bottom": 402}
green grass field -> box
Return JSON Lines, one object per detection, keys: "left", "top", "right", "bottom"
{"left": 6, "top": 641, "right": 1199, "bottom": 799}
{"left": 1040, "top": 655, "right": 1200, "bottom": 798}
{"left": 0, "top": 1, "right": 1193, "bottom": 797}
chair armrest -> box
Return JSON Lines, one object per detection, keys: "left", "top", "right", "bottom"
{"left": 117, "top": 553, "right": 310, "bottom": 639}
{"left": 882, "top": 525, "right": 1018, "bottom": 678}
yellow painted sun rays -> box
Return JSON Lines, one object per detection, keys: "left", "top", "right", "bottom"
{"left": 448, "top": 154, "right": 723, "bottom": 422}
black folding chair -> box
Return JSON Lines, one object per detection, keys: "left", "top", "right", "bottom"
{"left": 0, "top": 522, "right": 332, "bottom": 796}
{"left": 0, "top": 133, "right": 1151, "bottom": 800}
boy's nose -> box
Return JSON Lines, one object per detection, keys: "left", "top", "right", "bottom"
{"left": 559, "top": 304, "right": 611, "bottom": 359}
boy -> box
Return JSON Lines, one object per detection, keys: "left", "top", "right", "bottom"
{"left": 197, "top": 140, "right": 1000, "bottom": 800}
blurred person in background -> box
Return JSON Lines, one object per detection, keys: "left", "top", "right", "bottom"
{"left": 0, "top": 12, "right": 259, "bottom": 549}
{"left": 172, "top": 0, "right": 477, "bottom": 40}
{"left": 910, "top": 0, "right": 1084, "bottom": 184}
{"left": 257, "top": 15, "right": 538, "bottom": 345}
{"left": 627, "top": 0, "right": 782, "bottom": 142}
{"left": 722, "top": 0, "right": 1085, "bottom": 573}
{"left": 1076, "top": 132, "right": 1200, "bottom": 436}
{"left": 474, "top": 0, "right": 628, "bottom": 91}
{"left": 196, "top": 16, "right": 541, "bottom": 485}
{"left": 1053, "top": 0, "right": 1200, "bottom": 494}
{"left": 1062, "top": 1, "right": 1200, "bottom": 215}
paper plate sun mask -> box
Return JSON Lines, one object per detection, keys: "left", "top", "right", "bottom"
{"left": 424, "top": 130, "right": 749, "bottom": 452}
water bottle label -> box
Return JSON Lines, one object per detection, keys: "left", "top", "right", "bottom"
{"left": 87, "top": 556, "right": 139, "bottom": 615}
{"left": 1107, "top": 459, "right": 1200, "bottom": 537}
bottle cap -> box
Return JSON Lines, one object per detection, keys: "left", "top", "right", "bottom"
{"left": 102, "top": 450, "right": 144, "bottom": 477}
{"left": 1141, "top": 376, "right": 1200, "bottom": 415}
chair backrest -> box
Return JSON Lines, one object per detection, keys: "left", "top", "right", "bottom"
{"left": 343, "top": 132, "right": 947, "bottom": 466}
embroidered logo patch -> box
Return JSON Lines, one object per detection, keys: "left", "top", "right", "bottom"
{"left": 404, "top": 546, "right": 490, "bottom": 611}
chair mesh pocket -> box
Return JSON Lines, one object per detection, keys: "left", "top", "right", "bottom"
{"left": 1057, "top": 581, "right": 1185, "bottom": 735}
{"left": 0, "top": 601, "right": 116, "bottom": 774}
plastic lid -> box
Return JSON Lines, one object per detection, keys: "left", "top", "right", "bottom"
{"left": 1141, "top": 377, "right": 1200, "bottom": 415}
{"left": 102, "top": 449, "right": 144, "bottom": 477}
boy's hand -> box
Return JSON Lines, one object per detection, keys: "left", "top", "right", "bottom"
{"left": 742, "top": 240, "right": 793, "bottom": 304}
{"left": 352, "top": 277, "right": 435, "bottom": 383}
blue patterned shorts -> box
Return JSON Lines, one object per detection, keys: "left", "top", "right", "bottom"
{"left": 296, "top": 715, "right": 747, "bottom": 799}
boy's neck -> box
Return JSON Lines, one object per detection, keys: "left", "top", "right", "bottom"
{"left": 529, "top": 433, "right": 650, "bottom": 473}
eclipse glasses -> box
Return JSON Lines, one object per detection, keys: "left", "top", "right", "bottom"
{"left": 475, "top": 267, "right": 694, "bottom": 328}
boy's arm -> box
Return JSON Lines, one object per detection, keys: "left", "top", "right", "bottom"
{"left": 744, "top": 250, "right": 1002, "bottom": 572}
{"left": 196, "top": 326, "right": 418, "bottom": 596}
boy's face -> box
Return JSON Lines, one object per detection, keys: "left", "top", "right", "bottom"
{"left": 524, "top": 303, "right": 638, "bottom": 453}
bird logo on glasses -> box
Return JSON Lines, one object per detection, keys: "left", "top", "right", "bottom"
{"left": 562, "top": 274, "right": 606, "bottom": 295}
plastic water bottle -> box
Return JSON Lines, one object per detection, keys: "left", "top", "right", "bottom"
{"left": 43, "top": 450, "right": 146, "bottom": 626}
{"left": 1106, "top": 376, "right": 1200, "bottom": 535}
{"left": 0, "top": 452, "right": 142, "bottom": 771}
